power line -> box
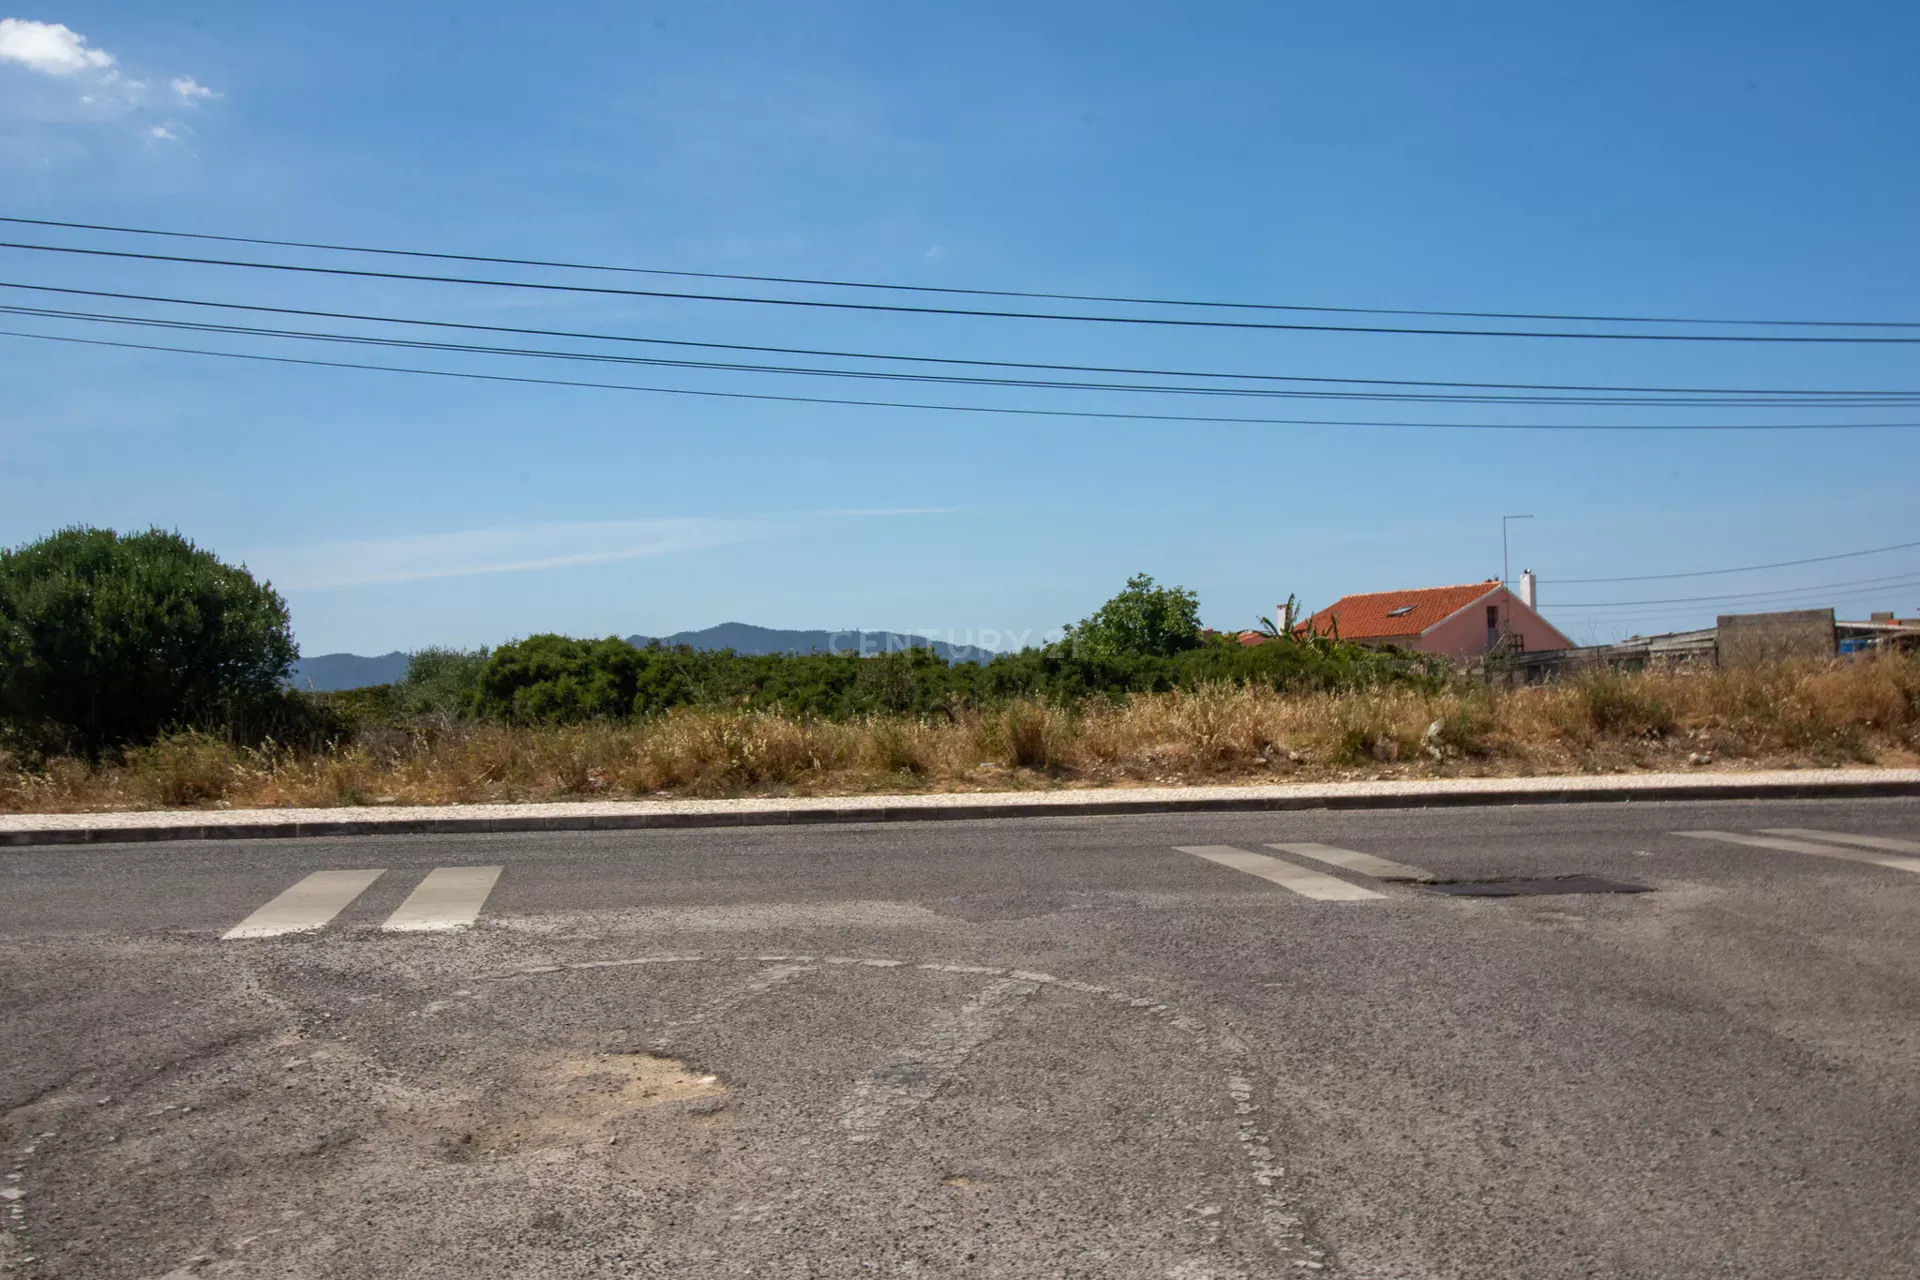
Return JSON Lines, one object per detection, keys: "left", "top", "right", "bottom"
{"left": 1552, "top": 580, "right": 1920, "bottom": 629}
{"left": 1554, "top": 569, "right": 1920, "bottom": 608}
{"left": 4, "top": 280, "right": 1915, "bottom": 405}
{"left": 17, "top": 302, "right": 1920, "bottom": 417}
{"left": 1545, "top": 538, "right": 1920, "bottom": 584}
{"left": 7, "top": 239, "right": 1920, "bottom": 344}
{"left": 10, "top": 325, "right": 1920, "bottom": 431}
{"left": 6, "top": 212, "right": 1917, "bottom": 331}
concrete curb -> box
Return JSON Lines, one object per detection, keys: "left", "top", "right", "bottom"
{"left": 5, "top": 772, "right": 1919, "bottom": 847}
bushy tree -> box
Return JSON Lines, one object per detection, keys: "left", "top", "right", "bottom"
{"left": 395, "top": 646, "right": 490, "bottom": 716}
{"left": 0, "top": 527, "right": 298, "bottom": 752}
{"left": 474, "top": 635, "right": 644, "bottom": 723}
{"left": 1063, "top": 573, "right": 1203, "bottom": 660}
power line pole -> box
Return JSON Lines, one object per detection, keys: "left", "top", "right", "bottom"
{"left": 1503, "top": 514, "right": 1533, "bottom": 586}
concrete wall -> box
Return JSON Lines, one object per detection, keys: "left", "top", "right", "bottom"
{"left": 1717, "top": 609, "right": 1836, "bottom": 667}
{"left": 1418, "top": 586, "right": 1575, "bottom": 660}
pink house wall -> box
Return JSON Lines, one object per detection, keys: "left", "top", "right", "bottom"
{"left": 1414, "top": 586, "right": 1573, "bottom": 660}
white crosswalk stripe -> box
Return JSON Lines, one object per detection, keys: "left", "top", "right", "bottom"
{"left": 1266, "top": 842, "right": 1434, "bottom": 882}
{"left": 1674, "top": 831, "right": 1920, "bottom": 876}
{"left": 382, "top": 865, "right": 503, "bottom": 933}
{"left": 223, "top": 866, "right": 505, "bottom": 939}
{"left": 222, "top": 869, "right": 385, "bottom": 940}
{"left": 1176, "top": 845, "right": 1386, "bottom": 900}
{"left": 1761, "top": 828, "right": 1920, "bottom": 856}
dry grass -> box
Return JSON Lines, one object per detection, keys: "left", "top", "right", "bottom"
{"left": 4, "top": 656, "right": 1917, "bottom": 813}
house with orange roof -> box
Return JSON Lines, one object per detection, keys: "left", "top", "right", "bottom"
{"left": 1293, "top": 575, "right": 1572, "bottom": 661}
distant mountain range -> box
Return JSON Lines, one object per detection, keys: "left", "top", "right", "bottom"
{"left": 289, "top": 651, "right": 411, "bottom": 691}
{"left": 629, "top": 624, "right": 1001, "bottom": 665}
{"left": 288, "top": 623, "right": 1004, "bottom": 692}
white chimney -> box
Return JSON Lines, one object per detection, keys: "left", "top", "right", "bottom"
{"left": 1519, "top": 569, "right": 1537, "bottom": 610}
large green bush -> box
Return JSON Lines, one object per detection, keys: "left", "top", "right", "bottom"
{"left": 474, "top": 634, "right": 643, "bottom": 723}
{"left": 1062, "top": 573, "right": 1203, "bottom": 660}
{"left": 0, "top": 527, "right": 298, "bottom": 752}
{"left": 474, "top": 635, "right": 962, "bottom": 723}
{"left": 396, "top": 646, "right": 490, "bottom": 716}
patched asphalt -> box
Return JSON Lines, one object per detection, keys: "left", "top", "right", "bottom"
{"left": 4, "top": 797, "right": 1919, "bottom": 1278}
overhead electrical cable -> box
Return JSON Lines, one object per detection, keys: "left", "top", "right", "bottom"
{"left": 14, "top": 302, "right": 1920, "bottom": 412}
{"left": 2, "top": 281, "right": 1914, "bottom": 405}
{"left": 4, "top": 213, "right": 1917, "bottom": 331}
{"left": 1553, "top": 569, "right": 1920, "bottom": 608}
{"left": 6, "top": 239, "right": 1920, "bottom": 343}
{"left": 1546, "top": 538, "right": 1920, "bottom": 583}
{"left": 1550, "top": 583, "right": 1920, "bottom": 629}
{"left": 8, "top": 326, "right": 1920, "bottom": 431}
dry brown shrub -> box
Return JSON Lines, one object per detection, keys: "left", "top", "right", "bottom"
{"left": 126, "top": 732, "right": 252, "bottom": 807}
{"left": 4, "top": 655, "right": 1915, "bottom": 813}
{"left": 861, "top": 718, "right": 934, "bottom": 777}
{"left": 979, "top": 700, "right": 1073, "bottom": 772}
{"left": 634, "top": 709, "right": 836, "bottom": 793}
{"left": 525, "top": 724, "right": 630, "bottom": 796}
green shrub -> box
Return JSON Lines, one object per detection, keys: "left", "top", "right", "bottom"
{"left": 396, "top": 646, "right": 489, "bottom": 716}
{"left": 1063, "top": 573, "right": 1203, "bottom": 661}
{"left": 475, "top": 634, "right": 643, "bottom": 723}
{"left": 0, "top": 527, "right": 297, "bottom": 754}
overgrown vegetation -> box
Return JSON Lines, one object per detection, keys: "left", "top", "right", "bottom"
{"left": 3, "top": 540, "right": 1914, "bottom": 814}
{"left": 3, "top": 657, "right": 1915, "bottom": 812}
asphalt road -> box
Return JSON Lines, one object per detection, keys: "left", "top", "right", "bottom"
{"left": 3, "top": 797, "right": 1919, "bottom": 1279}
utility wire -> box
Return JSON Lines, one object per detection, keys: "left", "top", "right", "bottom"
{"left": 1546, "top": 538, "right": 1920, "bottom": 584}
{"left": 1551, "top": 584, "right": 1920, "bottom": 630}
{"left": 16, "top": 302, "right": 1920, "bottom": 414}
{"left": 1553, "top": 569, "right": 1920, "bottom": 608}
{"left": 5, "top": 213, "right": 1916, "bottom": 331}
{"left": 9, "top": 325, "right": 1920, "bottom": 431}
{"left": 6, "top": 239, "right": 1920, "bottom": 344}
{"left": 3, "top": 280, "right": 1915, "bottom": 405}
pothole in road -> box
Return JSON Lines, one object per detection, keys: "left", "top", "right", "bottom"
{"left": 6, "top": 949, "right": 1325, "bottom": 1278}
{"left": 1419, "top": 874, "right": 1654, "bottom": 896}
{"left": 408, "top": 1049, "right": 727, "bottom": 1162}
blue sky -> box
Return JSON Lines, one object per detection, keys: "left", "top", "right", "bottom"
{"left": 2, "top": 1, "right": 1917, "bottom": 654}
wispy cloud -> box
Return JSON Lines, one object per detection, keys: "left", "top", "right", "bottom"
{"left": 812, "top": 505, "right": 970, "bottom": 518}
{"left": 246, "top": 508, "right": 965, "bottom": 591}
{"left": 249, "top": 518, "right": 760, "bottom": 591}
{"left": 147, "top": 123, "right": 177, "bottom": 141}
{"left": 0, "top": 18, "right": 114, "bottom": 75}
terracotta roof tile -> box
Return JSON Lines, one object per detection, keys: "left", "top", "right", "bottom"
{"left": 1299, "top": 582, "right": 1502, "bottom": 641}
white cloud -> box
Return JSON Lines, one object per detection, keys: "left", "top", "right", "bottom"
{"left": 169, "top": 74, "right": 216, "bottom": 102}
{"left": 0, "top": 20, "right": 217, "bottom": 146}
{"left": 0, "top": 18, "right": 114, "bottom": 76}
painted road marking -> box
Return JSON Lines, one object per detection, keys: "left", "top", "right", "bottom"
{"left": 222, "top": 869, "right": 385, "bottom": 940}
{"left": 1674, "top": 831, "right": 1920, "bottom": 876}
{"left": 381, "top": 866, "right": 504, "bottom": 932}
{"left": 1762, "top": 828, "right": 1920, "bottom": 856}
{"left": 1175, "top": 846, "right": 1386, "bottom": 901}
{"left": 839, "top": 975, "right": 1041, "bottom": 1141}
{"left": 1266, "top": 842, "right": 1434, "bottom": 882}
